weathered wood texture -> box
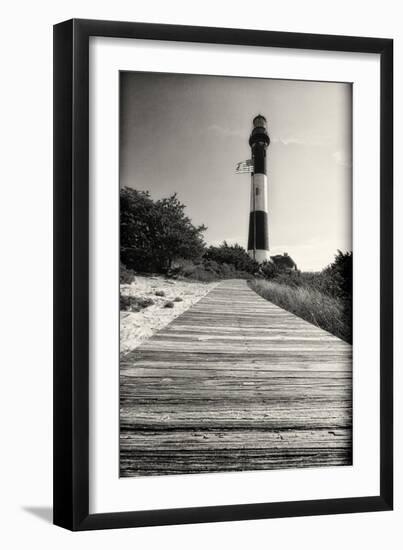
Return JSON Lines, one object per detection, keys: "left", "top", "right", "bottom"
{"left": 120, "top": 280, "right": 352, "bottom": 476}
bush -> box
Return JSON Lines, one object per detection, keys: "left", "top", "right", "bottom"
{"left": 204, "top": 242, "right": 259, "bottom": 273}
{"left": 259, "top": 252, "right": 352, "bottom": 300}
{"left": 220, "top": 262, "right": 236, "bottom": 278}
{"left": 257, "top": 253, "right": 298, "bottom": 280}
{"left": 259, "top": 260, "right": 278, "bottom": 279}
{"left": 164, "top": 301, "right": 175, "bottom": 308}
{"left": 155, "top": 290, "right": 165, "bottom": 297}
{"left": 322, "top": 250, "right": 352, "bottom": 300}
{"left": 120, "top": 262, "right": 136, "bottom": 285}
{"left": 167, "top": 258, "right": 216, "bottom": 282}
{"left": 168, "top": 257, "right": 254, "bottom": 282}
{"left": 182, "top": 265, "right": 219, "bottom": 282}
{"left": 120, "top": 295, "right": 154, "bottom": 312}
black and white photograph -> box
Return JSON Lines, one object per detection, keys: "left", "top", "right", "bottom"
{"left": 119, "top": 71, "right": 353, "bottom": 477}
{"left": 0, "top": 0, "right": 396, "bottom": 541}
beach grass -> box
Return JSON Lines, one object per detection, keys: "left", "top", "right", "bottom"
{"left": 249, "top": 278, "right": 351, "bottom": 343}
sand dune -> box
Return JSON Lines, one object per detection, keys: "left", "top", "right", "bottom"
{"left": 120, "top": 276, "right": 217, "bottom": 355}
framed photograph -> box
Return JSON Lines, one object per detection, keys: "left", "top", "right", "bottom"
{"left": 53, "top": 19, "right": 393, "bottom": 530}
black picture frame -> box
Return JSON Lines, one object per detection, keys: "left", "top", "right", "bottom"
{"left": 53, "top": 18, "right": 393, "bottom": 531}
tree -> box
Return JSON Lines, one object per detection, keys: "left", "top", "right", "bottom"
{"left": 322, "top": 250, "right": 352, "bottom": 299}
{"left": 120, "top": 188, "right": 155, "bottom": 271}
{"left": 120, "top": 187, "right": 207, "bottom": 272}
{"left": 153, "top": 194, "right": 207, "bottom": 269}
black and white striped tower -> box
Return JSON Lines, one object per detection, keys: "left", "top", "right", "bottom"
{"left": 248, "top": 115, "right": 270, "bottom": 263}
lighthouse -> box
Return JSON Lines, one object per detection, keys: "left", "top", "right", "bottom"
{"left": 248, "top": 115, "right": 270, "bottom": 263}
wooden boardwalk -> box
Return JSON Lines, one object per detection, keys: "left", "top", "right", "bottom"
{"left": 120, "top": 279, "right": 352, "bottom": 476}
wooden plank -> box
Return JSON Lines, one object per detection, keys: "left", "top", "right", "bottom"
{"left": 120, "top": 279, "right": 352, "bottom": 476}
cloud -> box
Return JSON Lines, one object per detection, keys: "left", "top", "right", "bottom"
{"left": 271, "top": 136, "right": 306, "bottom": 146}
{"left": 271, "top": 134, "right": 334, "bottom": 148}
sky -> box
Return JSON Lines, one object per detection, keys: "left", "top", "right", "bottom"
{"left": 120, "top": 72, "right": 352, "bottom": 271}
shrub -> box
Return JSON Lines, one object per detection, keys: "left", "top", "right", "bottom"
{"left": 259, "top": 260, "right": 278, "bottom": 279}
{"left": 259, "top": 252, "right": 352, "bottom": 300}
{"left": 164, "top": 301, "right": 175, "bottom": 308}
{"left": 155, "top": 290, "right": 165, "bottom": 297}
{"left": 120, "top": 295, "right": 154, "bottom": 312}
{"left": 184, "top": 266, "right": 218, "bottom": 282}
{"left": 203, "top": 259, "right": 220, "bottom": 273}
{"left": 173, "top": 297, "right": 183, "bottom": 302}
{"left": 220, "top": 262, "right": 236, "bottom": 278}
{"left": 167, "top": 253, "right": 258, "bottom": 282}
{"left": 204, "top": 242, "right": 259, "bottom": 273}
{"left": 120, "top": 262, "right": 136, "bottom": 285}
{"left": 322, "top": 250, "right": 352, "bottom": 300}
{"left": 168, "top": 258, "right": 217, "bottom": 282}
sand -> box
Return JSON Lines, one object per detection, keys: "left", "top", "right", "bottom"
{"left": 120, "top": 275, "right": 217, "bottom": 355}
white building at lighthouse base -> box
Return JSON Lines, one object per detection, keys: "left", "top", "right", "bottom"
{"left": 248, "top": 249, "right": 270, "bottom": 263}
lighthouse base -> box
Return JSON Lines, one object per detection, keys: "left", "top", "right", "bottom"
{"left": 248, "top": 249, "right": 270, "bottom": 264}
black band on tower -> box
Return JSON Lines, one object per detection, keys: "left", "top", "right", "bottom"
{"left": 248, "top": 211, "right": 269, "bottom": 251}
{"left": 252, "top": 143, "right": 267, "bottom": 175}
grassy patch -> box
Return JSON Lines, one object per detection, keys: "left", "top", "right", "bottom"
{"left": 249, "top": 279, "right": 351, "bottom": 343}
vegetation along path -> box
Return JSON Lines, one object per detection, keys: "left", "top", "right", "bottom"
{"left": 120, "top": 279, "right": 352, "bottom": 476}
